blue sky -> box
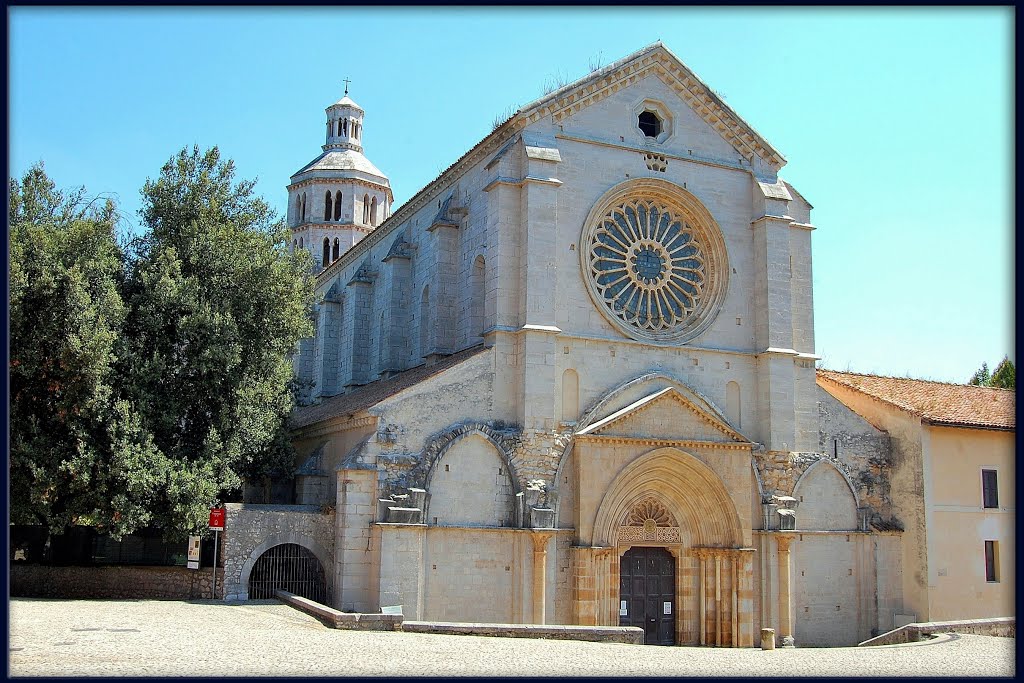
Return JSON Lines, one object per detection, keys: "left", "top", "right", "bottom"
{"left": 9, "top": 7, "right": 1013, "bottom": 384}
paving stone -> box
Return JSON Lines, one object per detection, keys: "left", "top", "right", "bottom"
{"left": 8, "top": 599, "right": 1015, "bottom": 677}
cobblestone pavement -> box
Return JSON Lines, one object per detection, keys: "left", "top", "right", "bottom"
{"left": 8, "top": 599, "right": 1015, "bottom": 677}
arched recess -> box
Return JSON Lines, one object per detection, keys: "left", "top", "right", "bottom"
{"left": 321, "top": 238, "right": 330, "bottom": 267}
{"left": 236, "top": 533, "right": 333, "bottom": 601}
{"left": 424, "top": 430, "right": 520, "bottom": 527}
{"left": 362, "top": 194, "right": 370, "bottom": 224}
{"left": 592, "top": 447, "right": 744, "bottom": 548}
{"left": 418, "top": 285, "right": 430, "bottom": 359}
{"left": 726, "top": 381, "right": 741, "bottom": 429}
{"left": 469, "top": 255, "right": 485, "bottom": 340}
{"left": 334, "top": 191, "right": 342, "bottom": 220}
{"left": 370, "top": 197, "right": 378, "bottom": 226}
{"left": 332, "top": 238, "right": 340, "bottom": 261}
{"left": 561, "top": 368, "right": 579, "bottom": 423}
{"left": 324, "top": 191, "right": 333, "bottom": 222}
{"left": 793, "top": 460, "right": 860, "bottom": 531}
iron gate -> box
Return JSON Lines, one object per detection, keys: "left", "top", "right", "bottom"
{"left": 248, "top": 543, "right": 330, "bottom": 604}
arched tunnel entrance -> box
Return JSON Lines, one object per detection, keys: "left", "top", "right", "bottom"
{"left": 247, "top": 543, "right": 330, "bottom": 604}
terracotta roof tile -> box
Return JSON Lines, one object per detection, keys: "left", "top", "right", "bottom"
{"left": 817, "top": 370, "right": 1015, "bottom": 431}
{"left": 290, "top": 345, "right": 490, "bottom": 431}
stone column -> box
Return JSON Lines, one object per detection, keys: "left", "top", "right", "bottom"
{"left": 731, "top": 552, "right": 739, "bottom": 648}
{"left": 715, "top": 553, "right": 722, "bottom": 646}
{"left": 698, "top": 551, "right": 707, "bottom": 645}
{"left": 777, "top": 534, "right": 796, "bottom": 647}
{"left": 531, "top": 532, "right": 553, "bottom": 624}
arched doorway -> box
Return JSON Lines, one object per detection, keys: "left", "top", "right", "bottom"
{"left": 620, "top": 546, "right": 676, "bottom": 645}
{"left": 247, "top": 543, "right": 330, "bottom": 604}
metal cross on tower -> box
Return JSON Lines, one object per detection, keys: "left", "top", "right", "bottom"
{"left": 343, "top": 77, "right": 351, "bottom": 96}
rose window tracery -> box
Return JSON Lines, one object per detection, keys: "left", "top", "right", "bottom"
{"left": 581, "top": 180, "right": 728, "bottom": 344}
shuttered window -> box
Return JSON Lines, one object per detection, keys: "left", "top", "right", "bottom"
{"left": 982, "top": 469, "right": 999, "bottom": 508}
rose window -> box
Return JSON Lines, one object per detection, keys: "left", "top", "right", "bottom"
{"left": 581, "top": 179, "right": 728, "bottom": 344}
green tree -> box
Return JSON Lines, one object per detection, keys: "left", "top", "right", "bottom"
{"left": 9, "top": 164, "right": 163, "bottom": 538}
{"left": 969, "top": 362, "right": 991, "bottom": 386}
{"left": 969, "top": 357, "right": 1015, "bottom": 389}
{"left": 117, "top": 146, "right": 315, "bottom": 537}
{"left": 989, "top": 356, "right": 1015, "bottom": 389}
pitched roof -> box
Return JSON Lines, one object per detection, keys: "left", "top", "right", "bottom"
{"left": 315, "top": 41, "right": 784, "bottom": 290}
{"left": 817, "top": 370, "right": 1015, "bottom": 431}
{"left": 289, "top": 345, "right": 489, "bottom": 431}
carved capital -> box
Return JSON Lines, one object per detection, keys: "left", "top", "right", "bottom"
{"left": 775, "top": 533, "right": 796, "bottom": 552}
{"left": 531, "top": 531, "right": 554, "bottom": 553}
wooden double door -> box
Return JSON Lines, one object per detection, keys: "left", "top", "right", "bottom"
{"left": 619, "top": 546, "right": 676, "bottom": 645}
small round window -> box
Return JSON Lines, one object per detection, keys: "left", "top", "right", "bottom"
{"left": 638, "top": 111, "right": 662, "bottom": 138}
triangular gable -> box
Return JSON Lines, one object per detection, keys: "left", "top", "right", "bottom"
{"left": 577, "top": 387, "right": 748, "bottom": 443}
{"left": 515, "top": 42, "right": 785, "bottom": 171}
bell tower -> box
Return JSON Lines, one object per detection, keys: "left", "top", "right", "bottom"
{"left": 287, "top": 84, "right": 392, "bottom": 274}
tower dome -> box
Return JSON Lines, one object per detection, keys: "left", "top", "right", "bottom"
{"left": 286, "top": 88, "right": 392, "bottom": 273}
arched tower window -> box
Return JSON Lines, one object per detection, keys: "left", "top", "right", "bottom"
{"left": 294, "top": 195, "right": 301, "bottom": 225}
{"left": 336, "top": 119, "right": 343, "bottom": 136}
{"left": 332, "top": 238, "right": 340, "bottom": 261}
{"left": 370, "top": 197, "right": 378, "bottom": 226}
{"left": 362, "top": 194, "right": 370, "bottom": 224}
{"left": 299, "top": 236, "right": 303, "bottom": 249}
{"left": 342, "top": 119, "right": 348, "bottom": 136}
{"left": 324, "top": 191, "right": 333, "bottom": 222}
{"left": 292, "top": 239, "right": 297, "bottom": 252}
{"left": 301, "top": 193, "right": 307, "bottom": 222}
{"left": 322, "top": 238, "right": 330, "bottom": 267}
{"left": 333, "top": 191, "right": 342, "bottom": 221}
{"left": 419, "top": 285, "right": 430, "bottom": 359}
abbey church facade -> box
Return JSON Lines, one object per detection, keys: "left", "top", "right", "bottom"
{"left": 219, "top": 43, "right": 1014, "bottom": 647}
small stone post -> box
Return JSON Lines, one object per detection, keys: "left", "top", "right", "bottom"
{"left": 776, "top": 533, "right": 795, "bottom": 647}
{"left": 531, "top": 532, "right": 553, "bottom": 625}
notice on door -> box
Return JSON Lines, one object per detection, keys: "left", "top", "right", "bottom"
{"left": 663, "top": 601, "right": 672, "bottom": 615}
{"left": 620, "top": 600, "right": 628, "bottom": 616}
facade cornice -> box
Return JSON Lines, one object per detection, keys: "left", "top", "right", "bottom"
{"left": 555, "top": 133, "right": 751, "bottom": 174}
{"left": 292, "top": 222, "right": 373, "bottom": 234}
{"left": 750, "top": 214, "right": 794, "bottom": 227}
{"left": 574, "top": 434, "right": 753, "bottom": 450}
{"left": 288, "top": 176, "right": 393, "bottom": 200}
{"left": 292, "top": 413, "right": 376, "bottom": 440}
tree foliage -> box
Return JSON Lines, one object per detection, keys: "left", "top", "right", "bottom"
{"left": 969, "top": 362, "right": 991, "bottom": 387}
{"left": 969, "top": 356, "right": 1015, "bottom": 389}
{"left": 9, "top": 150, "right": 316, "bottom": 540}
{"left": 117, "top": 146, "right": 315, "bottom": 536}
{"left": 9, "top": 164, "right": 162, "bottom": 537}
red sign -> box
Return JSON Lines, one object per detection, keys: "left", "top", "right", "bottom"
{"left": 208, "top": 508, "right": 225, "bottom": 531}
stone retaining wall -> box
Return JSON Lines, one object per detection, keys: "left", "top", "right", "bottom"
{"left": 858, "top": 617, "right": 1015, "bottom": 646}
{"left": 10, "top": 565, "right": 224, "bottom": 600}
{"left": 276, "top": 590, "right": 403, "bottom": 631}
{"left": 401, "top": 621, "right": 644, "bottom": 644}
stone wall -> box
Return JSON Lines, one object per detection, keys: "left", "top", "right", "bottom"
{"left": 11, "top": 565, "right": 224, "bottom": 600}
{"left": 221, "top": 504, "right": 335, "bottom": 602}
{"left": 858, "top": 617, "right": 1015, "bottom": 646}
